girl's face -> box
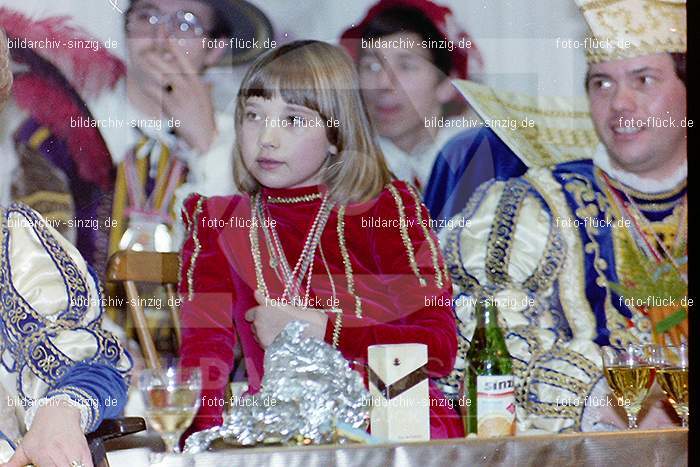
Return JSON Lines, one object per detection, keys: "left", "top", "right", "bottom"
{"left": 240, "top": 96, "right": 337, "bottom": 190}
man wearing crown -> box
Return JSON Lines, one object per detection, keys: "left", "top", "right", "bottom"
{"left": 437, "top": 0, "right": 687, "bottom": 433}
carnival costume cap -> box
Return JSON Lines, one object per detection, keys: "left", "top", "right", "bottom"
{"left": 340, "top": 0, "right": 482, "bottom": 80}
{"left": 574, "top": 0, "right": 686, "bottom": 63}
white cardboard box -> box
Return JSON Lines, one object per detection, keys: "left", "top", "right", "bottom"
{"left": 368, "top": 343, "right": 430, "bottom": 442}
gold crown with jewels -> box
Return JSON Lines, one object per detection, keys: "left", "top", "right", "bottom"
{"left": 575, "top": 0, "right": 686, "bottom": 63}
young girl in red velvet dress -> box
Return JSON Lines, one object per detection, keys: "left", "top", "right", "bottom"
{"left": 179, "top": 40, "right": 463, "bottom": 439}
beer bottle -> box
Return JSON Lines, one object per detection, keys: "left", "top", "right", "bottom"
{"left": 462, "top": 299, "right": 516, "bottom": 437}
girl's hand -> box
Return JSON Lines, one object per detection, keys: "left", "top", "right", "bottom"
{"left": 2, "top": 401, "right": 92, "bottom": 467}
{"left": 245, "top": 290, "right": 328, "bottom": 348}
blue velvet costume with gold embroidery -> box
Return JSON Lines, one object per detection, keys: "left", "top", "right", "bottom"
{"left": 0, "top": 203, "right": 132, "bottom": 458}
{"left": 437, "top": 159, "right": 686, "bottom": 433}
{"left": 551, "top": 160, "right": 686, "bottom": 346}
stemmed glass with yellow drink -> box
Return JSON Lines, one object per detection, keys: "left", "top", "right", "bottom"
{"left": 654, "top": 344, "right": 689, "bottom": 428}
{"left": 602, "top": 344, "right": 656, "bottom": 429}
{"left": 139, "top": 365, "right": 202, "bottom": 454}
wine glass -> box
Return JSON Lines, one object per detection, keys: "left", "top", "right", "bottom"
{"left": 655, "top": 344, "right": 689, "bottom": 428}
{"left": 139, "top": 366, "right": 202, "bottom": 453}
{"left": 602, "top": 344, "right": 656, "bottom": 429}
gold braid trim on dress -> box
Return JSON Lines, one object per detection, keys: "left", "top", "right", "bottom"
{"left": 182, "top": 203, "right": 193, "bottom": 232}
{"left": 185, "top": 196, "right": 205, "bottom": 301}
{"left": 386, "top": 184, "right": 426, "bottom": 287}
{"left": 405, "top": 184, "right": 445, "bottom": 289}
{"left": 336, "top": 205, "right": 362, "bottom": 318}
{"left": 330, "top": 306, "right": 343, "bottom": 348}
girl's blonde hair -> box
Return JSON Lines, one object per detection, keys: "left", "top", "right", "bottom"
{"left": 233, "top": 40, "right": 391, "bottom": 203}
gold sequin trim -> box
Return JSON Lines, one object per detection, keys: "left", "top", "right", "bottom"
{"left": 336, "top": 205, "right": 362, "bottom": 317}
{"left": 406, "top": 184, "right": 444, "bottom": 288}
{"left": 186, "top": 196, "right": 205, "bottom": 301}
{"left": 182, "top": 203, "right": 192, "bottom": 231}
{"left": 387, "top": 184, "right": 426, "bottom": 287}
{"left": 267, "top": 193, "right": 323, "bottom": 204}
{"left": 178, "top": 205, "right": 189, "bottom": 299}
{"left": 330, "top": 308, "right": 343, "bottom": 348}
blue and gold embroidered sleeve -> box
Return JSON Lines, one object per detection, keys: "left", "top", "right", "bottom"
{"left": 0, "top": 204, "right": 132, "bottom": 432}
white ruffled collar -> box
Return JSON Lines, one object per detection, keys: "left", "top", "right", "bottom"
{"left": 593, "top": 144, "right": 687, "bottom": 194}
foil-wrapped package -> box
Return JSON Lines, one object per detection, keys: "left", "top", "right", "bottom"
{"left": 184, "top": 321, "right": 370, "bottom": 453}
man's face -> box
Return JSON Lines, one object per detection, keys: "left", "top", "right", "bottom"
{"left": 126, "top": 0, "right": 221, "bottom": 76}
{"left": 358, "top": 32, "right": 449, "bottom": 145}
{"left": 587, "top": 53, "right": 687, "bottom": 175}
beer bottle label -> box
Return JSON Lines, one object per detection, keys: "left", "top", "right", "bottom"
{"left": 476, "top": 375, "right": 516, "bottom": 437}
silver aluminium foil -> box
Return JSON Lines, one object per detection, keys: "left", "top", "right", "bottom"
{"left": 184, "top": 321, "right": 369, "bottom": 452}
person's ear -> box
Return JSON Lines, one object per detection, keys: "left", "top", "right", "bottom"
{"left": 436, "top": 77, "right": 458, "bottom": 105}
{"left": 203, "top": 38, "right": 229, "bottom": 67}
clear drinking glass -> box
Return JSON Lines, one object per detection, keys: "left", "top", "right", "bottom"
{"left": 139, "top": 366, "right": 202, "bottom": 453}
{"left": 602, "top": 344, "right": 656, "bottom": 429}
{"left": 655, "top": 344, "right": 689, "bottom": 428}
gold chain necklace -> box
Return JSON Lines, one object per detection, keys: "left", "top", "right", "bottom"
{"left": 263, "top": 193, "right": 333, "bottom": 301}
{"left": 266, "top": 193, "right": 323, "bottom": 204}
{"left": 249, "top": 195, "right": 270, "bottom": 298}
{"left": 249, "top": 193, "right": 343, "bottom": 347}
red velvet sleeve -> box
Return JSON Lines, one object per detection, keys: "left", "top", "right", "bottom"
{"left": 179, "top": 194, "right": 237, "bottom": 432}
{"left": 325, "top": 181, "right": 457, "bottom": 378}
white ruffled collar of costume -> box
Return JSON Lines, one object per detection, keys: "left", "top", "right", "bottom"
{"left": 593, "top": 144, "right": 687, "bottom": 194}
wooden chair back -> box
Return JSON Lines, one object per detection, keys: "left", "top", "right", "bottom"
{"left": 106, "top": 250, "right": 181, "bottom": 370}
